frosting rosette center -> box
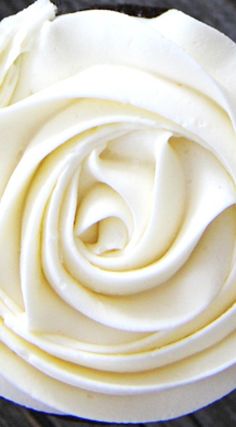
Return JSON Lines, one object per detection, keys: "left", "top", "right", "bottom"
{"left": 0, "top": 0, "right": 236, "bottom": 422}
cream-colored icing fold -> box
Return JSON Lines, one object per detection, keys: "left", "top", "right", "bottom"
{"left": 0, "top": 0, "right": 236, "bottom": 422}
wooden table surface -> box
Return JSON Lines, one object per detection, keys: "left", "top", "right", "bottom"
{"left": 0, "top": 0, "right": 236, "bottom": 426}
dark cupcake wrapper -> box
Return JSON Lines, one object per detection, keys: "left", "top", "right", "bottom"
{"left": 56, "top": 1, "right": 167, "bottom": 17}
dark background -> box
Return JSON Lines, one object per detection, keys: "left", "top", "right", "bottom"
{"left": 0, "top": 0, "right": 236, "bottom": 426}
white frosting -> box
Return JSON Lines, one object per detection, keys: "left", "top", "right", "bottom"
{"left": 0, "top": 0, "right": 236, "bottom": 422}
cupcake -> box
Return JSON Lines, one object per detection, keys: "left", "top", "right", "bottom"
{"left": 0, "top": 0, "right": 235, "bottom": 423}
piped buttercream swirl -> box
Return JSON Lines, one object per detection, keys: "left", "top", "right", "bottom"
{"left": 0, "top": 0, "right": 236, "bottom": 422}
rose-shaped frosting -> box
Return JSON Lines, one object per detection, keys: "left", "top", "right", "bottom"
{"left": 0, "top": 0, "right": 236, "bottom": 422}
